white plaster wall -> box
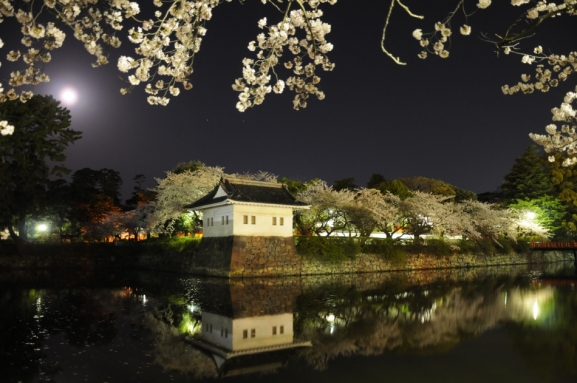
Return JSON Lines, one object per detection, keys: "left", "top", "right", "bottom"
{"left": 231, "top": 205, "right": 294, "bottom": 237}
{"left": 201, "top": 312, "right": 294, "bottom": 351}
{"left": 201, "top": 204, "right": 297, "bottom": 237}
{"left": 202, "top": 205, "right": 235, "bottom": 237}
{"left": 201, "top": 312, "right": 234, "bottom": 350}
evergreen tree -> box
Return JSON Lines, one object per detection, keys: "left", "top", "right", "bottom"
{"left": 0, "top": 95, "right": 81, "bottom": 247}
{"left": 544, "top": 152, "right": 577, "bottom": 237}
{"left": 501, "top": 145, "right": 552, "bottom": 203}
{"left": 173, "top": 160, "right": 205, "bottom": 174}
{"left": 366, "top": 173, "right": 386, "bottom": 189}
{"left": 333, "top": 177, "right": 357, "bottom": 191}
{"left": 376, "top": 179, "right": 413, "bottom": 200}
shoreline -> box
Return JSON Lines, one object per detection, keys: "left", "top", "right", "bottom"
{"left": 0, "top": 243, "right": 574, "bottom": 278}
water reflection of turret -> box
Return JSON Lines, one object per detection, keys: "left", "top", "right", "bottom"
{"left": 187, "top": 279, "right": 311, "bottom": 377}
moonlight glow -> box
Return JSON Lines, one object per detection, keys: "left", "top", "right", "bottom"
{"left": 60, "top": 87, "right": 79, "bottom": 106}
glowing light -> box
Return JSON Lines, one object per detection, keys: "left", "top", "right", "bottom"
{"left": 526, "top": 211, "right": 536, "bottom": 220}
{"left": 60, "top": 87, "right": 78, "bottom": 106}
{"left": 532, "top": 300, "right": 540, "bottom": 320}
{"left": 326, "top": 314, "right": 335, "bottom": 322}
{"left": 37, "top": 224, "right": 48, "bottom": 232}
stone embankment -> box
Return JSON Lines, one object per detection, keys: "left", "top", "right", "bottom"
{"left": 0, "top": 236, "right": 574, "bottom": 278}
{"left": 299, "top": 251, "right": 574, "bottom": 276}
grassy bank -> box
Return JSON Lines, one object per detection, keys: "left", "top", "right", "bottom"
{"left": 295, "top": 236, "right": 532, "bottom": 265}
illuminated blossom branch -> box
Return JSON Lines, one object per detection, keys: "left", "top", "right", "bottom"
{"left": 383, "top": 0, "right": 577, "bottom": 164}
{"left": 529, "top": 91, "right": 577, "bottom": 166}
{"left": 232, "top": 0, "right": 336, "bottom": 112}
{"left": 0, "top": 0, "right": 336, "bottom": 120}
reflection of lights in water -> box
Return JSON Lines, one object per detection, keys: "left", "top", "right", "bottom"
{"left": 533, "top": 300, "right": 540, "bottom": 320}
{"left": 419, "top": 302, "right": 437, "bottom": 323}
{"left": 504, "top": 292, "right": 507, "bottom": 306}
{"left": 326, "top": 313, "right": 336, "bottom": 334}
{"left": 142, "top": 294, "right": 147, "bottom": 305}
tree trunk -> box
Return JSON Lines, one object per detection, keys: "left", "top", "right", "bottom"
{"left": 7, "top": 225, "right": 24, "bottom": 256}
{"left": 17, "top": 214, "right": 27, "bottom": 243}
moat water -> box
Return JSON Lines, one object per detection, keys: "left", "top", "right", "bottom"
{"left": 1, "top": 262, "right": 576, "bottom": 383}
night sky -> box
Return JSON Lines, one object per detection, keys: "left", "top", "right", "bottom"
{"left": 2, "top": 0, "right": 576, "bottom": 200}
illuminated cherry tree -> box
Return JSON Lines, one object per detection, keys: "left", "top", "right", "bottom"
{"left": 149, "top": 165, "right": 223, "bottom": 233}
{"left": 296, "top": 179, "right": 356, "bottom": 236}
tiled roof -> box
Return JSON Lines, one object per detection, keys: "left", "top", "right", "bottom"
{"left": 187, "top": 177, "right": 308, "bottom": 209}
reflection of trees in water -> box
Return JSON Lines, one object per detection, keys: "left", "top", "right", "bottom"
{"left": 505, "top": 288, "right": 577, "bottom": 380}
{"left": 295, "top": 282, "right": 563, "bottom": 371}
{"left": 142, "top": 306, "right": 217, "bottom": 379}
{"left": 296, "top": 287, "right": 500, "bottom": 370}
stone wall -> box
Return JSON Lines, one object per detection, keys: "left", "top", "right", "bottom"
{"left": 110, "top": 236, "right": 303, "bottom": 277}
{"left": 0, "top": 237, "right": 574, "bottom": 278}
{"left": 300, "top": 250, "right": 575, "bottom": 275}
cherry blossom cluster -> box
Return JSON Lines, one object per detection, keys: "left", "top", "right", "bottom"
{"left": 501, "top": 50, "right": 576, "bottom": 95}
{"left": 493, "top": 0, "right": 577, "bottom": 162}
{"left": 233, "top": 0, "right": 336, "bottom": 112}
{"left": 529, "top": 87, "right": 577, "bottom": 166}
{"left": 0, "top": 0, "right": 139, "bottom": 103}
{"left": 0, "top": 120, "right": 14, "bottom": 136}
{"left": 0, "top": 0, "right": 143, "bottom": 133}
{"left": 407, "top": 0, "right": 488, "bottom": 62}
{"left": 0, "top": 0, "right": 338, "bottom": 129}
{"left": 118, "top": 0, "right": 229, "bottom": 106}
{"left": 411, "top": 0, "right": 474, "bottom": 62}
{"left": 396, "top": 0, "right": 577, "bottom": 163}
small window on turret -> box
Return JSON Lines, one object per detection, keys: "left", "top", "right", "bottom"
{"left": 251, "top": 216, "right": 256, "bottom": 225}
{"left": 272, "top": 217, "right": 277, "bottom": 225}
{"left": 280, "top": 217, "right": 284, "bottom": 226}
{"left": 243, "top": 215, "right": 248, "bottom": 224}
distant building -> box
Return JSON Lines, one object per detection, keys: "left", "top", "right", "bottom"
{"left": 188, "top": 176, "right": 309, "bottom": 238}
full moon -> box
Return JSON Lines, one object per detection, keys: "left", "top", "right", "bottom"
{"left": 60, "top": 87, "right": 79, "bottom": 106}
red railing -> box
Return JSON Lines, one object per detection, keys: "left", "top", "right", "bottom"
{"left": 531, "top": 241, "right": 577, "bottom": 249}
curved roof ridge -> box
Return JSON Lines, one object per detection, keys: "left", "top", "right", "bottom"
{"left": 223, "top": 176, "right": 282, "bottom": 188}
